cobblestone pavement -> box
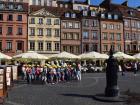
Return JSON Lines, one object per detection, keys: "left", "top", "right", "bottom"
{"left": 4, "top": 72, "right": 140, "bottom": 105}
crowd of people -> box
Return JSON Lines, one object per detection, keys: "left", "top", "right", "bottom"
{"left": 21, "top": 61, "right": 82, "bottom": 84}
{"left": 120, "top": 60, "right": 140, "bottom": 76}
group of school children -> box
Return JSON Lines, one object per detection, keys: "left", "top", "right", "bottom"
{"left": 21, "top": 61, "right": 81, "bottom": 84}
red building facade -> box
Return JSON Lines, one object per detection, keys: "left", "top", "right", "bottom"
{"left": 0, "top": 2, "right": 28, "bottom": 56}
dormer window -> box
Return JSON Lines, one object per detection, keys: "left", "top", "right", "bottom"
{"left": 108, "top": 13, "right": 112, "bottom": 19}
{"left": 101, "top": 13, "right": 105, "bottom": 18}
{"left": 65, "top": 13, "right": 70, "bottom": 18}
{"left": 0, "top": 4, "right": 4, "bottom": 9}
{"left": 91, "top": 11, "right": 96, "bottom": 16}
{"left": 71, "top": 13, "right": 76, "bottom": 18}
{"left": 8, "top": 4, "right": 13, "bottom": 10}
{"left": 60, "top": 4, "right": 63, "bottom": 8}
{"left": 128, "top": 10, "right": 133, "bottom": 16}
{"left": 17, "top": 5, "right": 23, "bottom": 10}
{"left": 65, "top": 4, "right": 68, "bottom": 8}
{"left": 83, "top": 11, "right": 88, "bottom": 16}
{"left": 114, "top": 14, "right": 118, "bottom": 20}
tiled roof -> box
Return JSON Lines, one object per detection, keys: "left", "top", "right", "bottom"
{"left": 29, "top": 5, "right": 80, "bottom": 17}
{"left": 110, "top": 4, "right": 140, "bottom": 19}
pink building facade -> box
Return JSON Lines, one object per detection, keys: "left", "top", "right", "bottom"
{"left": 0, "top": 2, "right": 28, "bottom": 56}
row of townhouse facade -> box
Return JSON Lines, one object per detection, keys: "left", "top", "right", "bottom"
{"left": 0, "top": 0, "right": 140, "bottom": 56}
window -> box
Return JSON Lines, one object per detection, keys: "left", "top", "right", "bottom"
{"left": 38, "top": 41, "right": 43, "bottom": 51}
{"left": 46, "top": 42, "right": 51, "bottom": 51}
{"left": 111, "top": 44, "right": 115, "bottom": 50}
{"left": 114, "top": 14, "right": 118, "bottom": 20}
{"left": 63, "top": 33, "right": 67, "bottom": 39}
{"left": 137, "top": 22, "right": 140, "bottom": 29}
{"left": 83, "top": 11, "right": 88, "bottom": 16}
{"left": 55, "top": 42, "right": 59, "bottom": 51}
{"left": 93, "top": 44, "right": 98, "bottom": 52}
{"left": 65, "top": 4, "right": 68, "bottom": 8}
{"left": 67, "top": 33, "right": 73, "bottom": 39}
{"left": 92, "top": 31, "right": 98, "bottom": 40}
{"left": 83, "top": 44, "right": 89, "bottom": 52}
{"left": 55, "top": 29, "right": 60, "bottom": 37}
{"left": 17, "top": 15, "right": 22, "bottom": 21}
{"left": 125, "top": 33, "right": 130, "bottom": 40}
{"left": 65, "top": 13, "right": 70, "bottom": 17}
{"left": 116, "top": 33, "right": 121, "bottom": 41}
{"left": 17, "top": 41, "right": 23, "bottom": 50}
{"left": 46, "top": 28, "right": 51, "bottom": 36}
{"left": 7, "top": 27, "right": 13, "bottom": 35}
{"left": 109, "top": 24, "right": 114, "bottom": 29}
{"left": 0, "top": 41, "right": 2, "bottom": 51}
{"left": 17, "top": 5, "right": 23, "bottom": 10}
{"left": 63, "top": 46, "right": 67, "bottom": 52}
{"left": 70, "top": 46, "right": 74, "bottom": 53}
{"left": 116, "top": 24, "right": 120, "bottom": 30}
{"left": 78, "top": 6, "right": 82, "bottom": 11}
{"left": 83, "top": 20, "right": 89, "bottom": 27}
{"left": 8, "top": 4, "right": 13, "bottom": 10}
{"left": 108, "top": 14, "right": 112, "bottom": 19}
{"left": 0, "top": 4, "right": 4, "bottom": 9}
{"left": 8, "top": 14, "right": 13, "bottom": 21}
{"left": 6, "top": 41, "right": 12, "bottom": 50}
{"left": 62, "top": 22, "right": 67, "bottom": 28}
{"left": 0, "top": 27, "right": 2, "bottom": 34}
{"left": 46, "top": 19, "right": 51, "bottom": 25}
{"left": 124, "top": 20, "right": 129, "bottom": 27}
{"left": 38, "top": 0, "right": 41, "bottom": 5}
{"left": 101, "top": 14, "right": 105, "bottom": 18}
{"left": 74, "top": 22, "right": 79, "bottom": 28}
{"left": 68, "top": 22, "right": 73, "bottom": 28}
{"left": 71, "top": 13, "right": 76, "bottom": 18}
{"left": 110, "top": 33, "right": 114, "bottom": 40}
{"left": 93, "top": 20, "right": 98, "bottom": 27}
{"left": 38, "top": 18, "right": 43, "bottom": 24}
{"left": 38, "top": 28, "right": 43, "bottom": 36}
{"left": 73, "top": 33, "right": 79, "bottom": 40}
{"left": 83, "top": 31, "right": 89, "bottom": 39}
{"left": 0, "top": 14, "right": 3, "bottom": 20}
{"left": 30, "top": 28, "right": 35, "bottom": 36}
{"left": 102, "top": 24, "right": 107, "bottom": 29}
{"left": 32, "top": 0, "right": 36, "bottom": 5}
{"left": 54, "top": 19, "right": 60, "bottom": 25}
{"left": 91, "top": 11, "right": 96, "bottom": 16}
{"left": 29, "top": 41, "right": 35, "bottom": 50}
{"left": 102, "top": 32, "right": 108, "bottom": 40}
{"left": 126, "top": 45, "right": 130, "bottom": 51}
{"left": 117, "top": 44, "right": 121, "bottom": 51}
{"left": 60, "top": 4, "right": 63, "bottom": 8}
{"left": 17, "top": 27, "right": 22, "bottom": 35}
{"left": 30, "top": 18, "right": 35, "bottom": 24}
{"left": 76, "top": 46, "right": 80, "bottom": 53}
{"left": 103, "top": 45, "right": 108, "bottom": 51}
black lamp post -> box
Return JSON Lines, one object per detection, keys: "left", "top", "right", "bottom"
{"left": 105, "top": 47, "right": 119, "bottom": 97}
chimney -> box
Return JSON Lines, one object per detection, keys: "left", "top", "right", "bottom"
{"left": 121, "top": 0, "right": 128, "bottom": 6}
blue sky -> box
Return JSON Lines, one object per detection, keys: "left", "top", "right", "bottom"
{"left": 81, "top": 0, "right": 140, "bottom": 7}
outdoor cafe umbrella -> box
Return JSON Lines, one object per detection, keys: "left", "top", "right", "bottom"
{"left": 79, "top": 51, "right": 102, "bottom": 60}
{"left": 0, "top": 52, "right": 12, "bottom": 65}
{"left": 113, "top": 52, "right": 135, "bottom": 59}
{"left": 13, "top": 51, "right": 48, "bottom": 60}
{"left": 133, "top": 53, "right": 140, "bottom": 59}
{"left": 100, "top": 54, "right": 109, "bottom": 59}
{"left": 49, "top": 51, "right": 80, "bottom": 59}
{"left": 0, "top": 52, "right": 12, "bottom": 60}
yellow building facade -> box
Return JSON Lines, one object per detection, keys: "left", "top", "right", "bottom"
{"left": 28, "top": 8, "right": 60, "bottom": 55}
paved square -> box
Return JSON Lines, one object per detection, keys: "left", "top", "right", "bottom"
{"left": 4, "top": 72, "right": 140, "bottom": 105}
